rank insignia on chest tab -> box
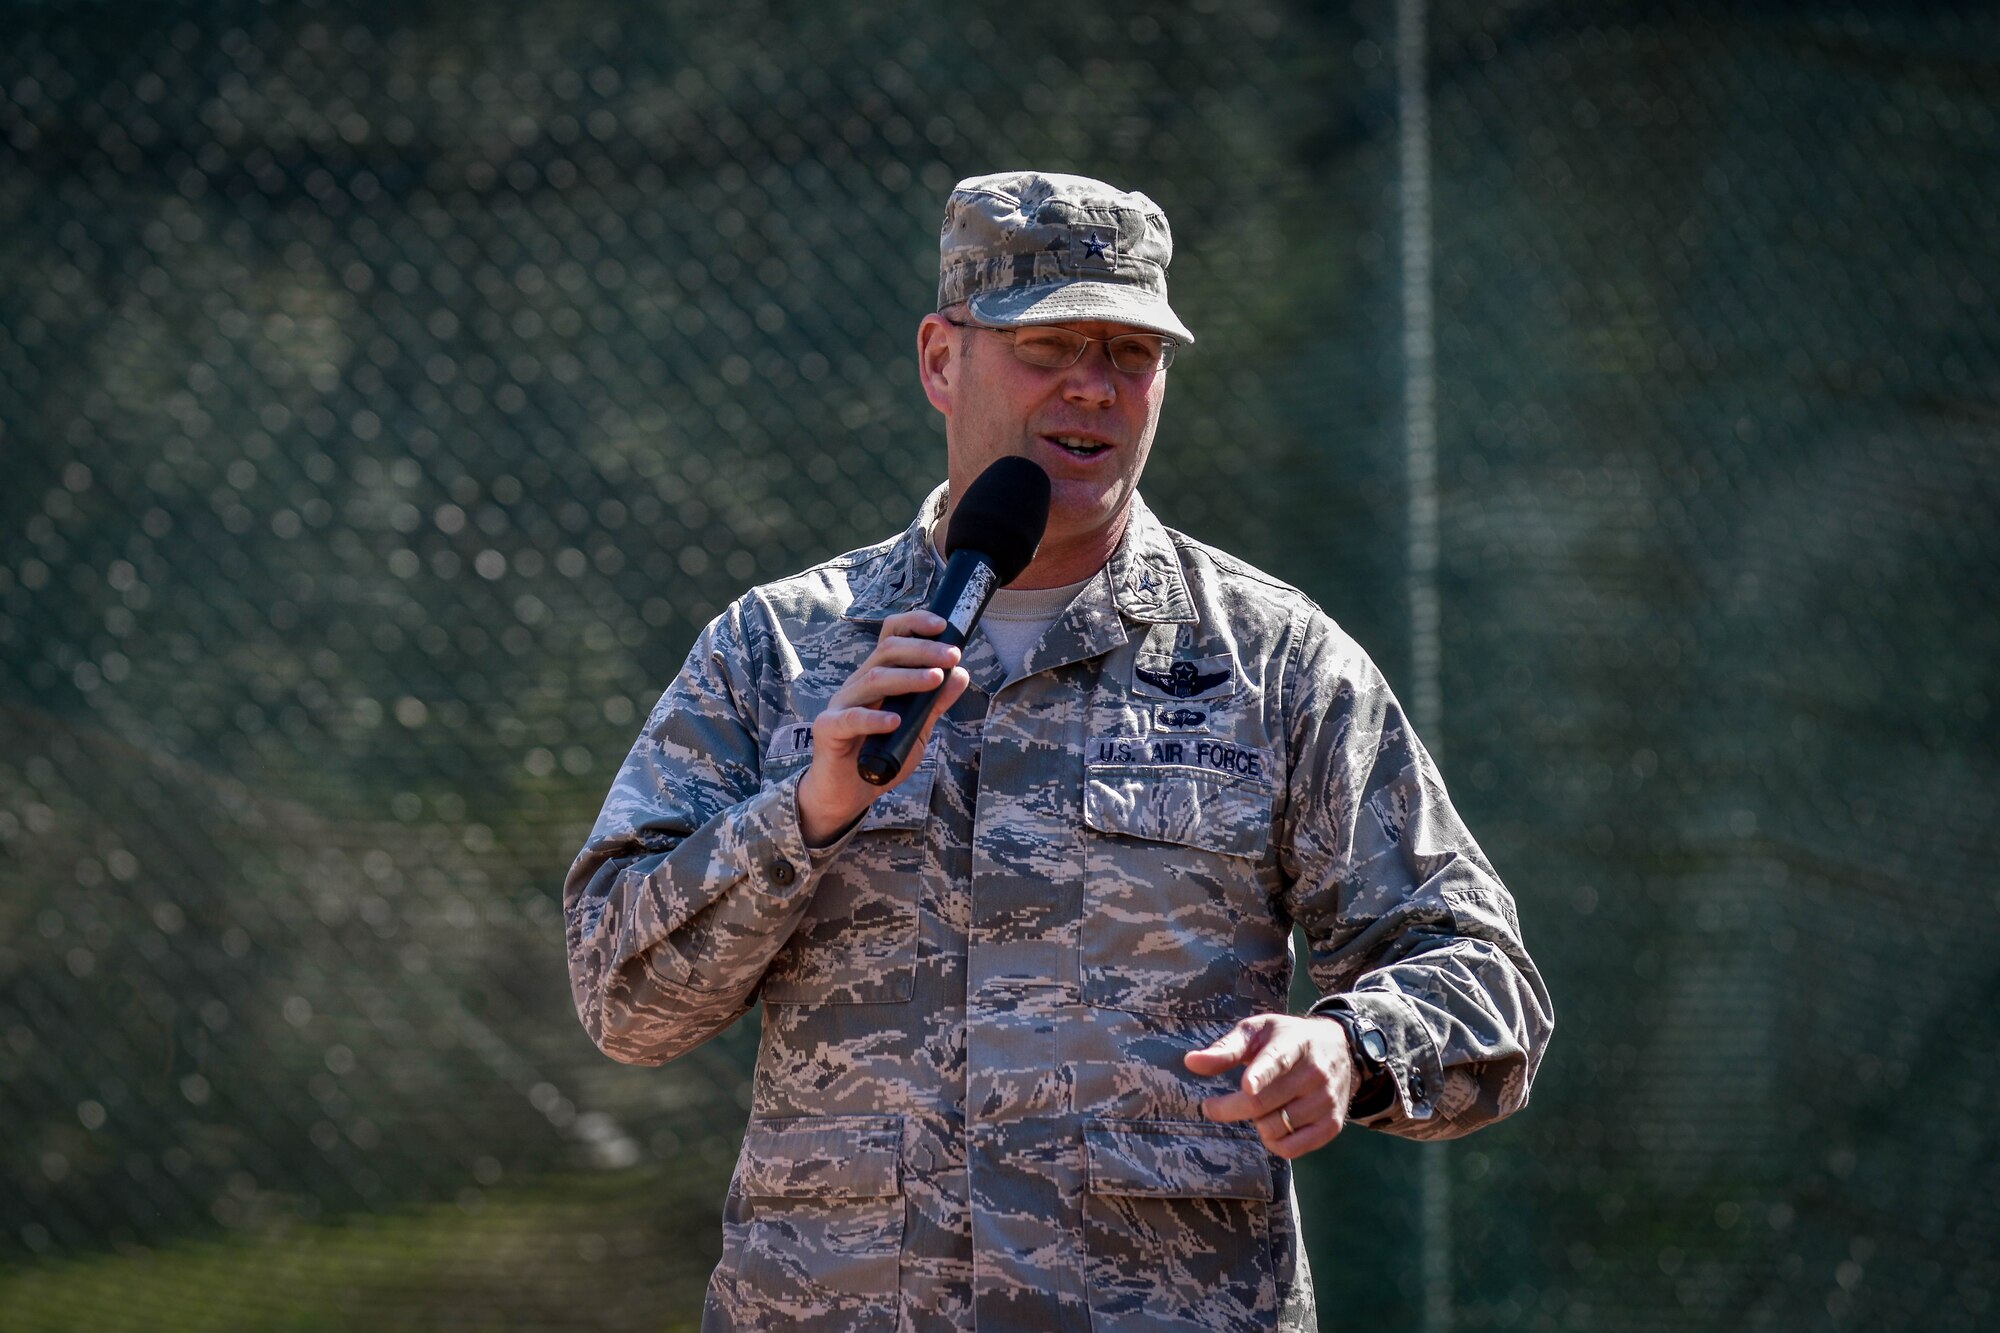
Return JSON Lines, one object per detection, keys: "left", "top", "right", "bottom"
{"left": 1131, "top": 652, "right": 1234, "bottom": 702}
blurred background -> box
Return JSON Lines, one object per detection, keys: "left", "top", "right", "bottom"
{"left": 3, "top": 0, "right": 1996, "bottom": 1328}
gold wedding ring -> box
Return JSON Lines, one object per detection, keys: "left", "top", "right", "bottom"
{"left": 1280, "top": 1106, "right": 1296, "bottom": 1135}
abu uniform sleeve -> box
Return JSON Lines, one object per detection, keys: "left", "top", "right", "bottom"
{"left": 1278, "top": 606, "right": 1554, "bottom": 1139}
{"left": 562, "top": 597, "right": 826, "bottom": 1066}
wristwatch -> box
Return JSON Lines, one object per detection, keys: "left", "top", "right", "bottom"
{"left": 1325, "top": 1008, "right": 1388, "bottom": 1073}
{"left": 1322, "top": 1007, "right": 1394, "bottom": 1114}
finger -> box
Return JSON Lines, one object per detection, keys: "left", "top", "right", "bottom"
{"left": 878, "top": 608, "right": 949, "bottom": 640}
{"left": 914, "top": 668, "right": 971, "bottom": 738}
{"left": 811, "top": 704, "right": 905, "bottom": 743}
{"left": 1241, "top": 1053, "right": 1327, "bottom": 1111}
{"left": 832, "top": 663, "right": 950, "bottom": 710}
{"left": 1258, "top": 1089, "right": 1334, "bottom": 1140}
{"left": 1183, "top": 1018, "right": 1265, "bottom": 1073}
{"left": 1274, "top": 1087, "right": 1337, "bottom": 1133}
{"left": 1261, "top": 1095, "right": 1346, "bottom": 1160}
{"left": 870, "top": 669, "right": 973, "bottom": 787}
{"left": 1199, "top": 1089, "right": 1262, "bottom": 1123}
{"left": 1256, "top": 1106, "right": 1291, "bottom": 1145}
{"left": 867, "top": 634, "right": 962, "bottom": 671}
{"left": 1240, "top": 1035, "right": 1305, "bottom": 1098}
{"left": 1201, "top": 1044, "right": 1326, "bottom": 1124}
{"left": 832, "top": 646, "right": 958, "bottom": 710}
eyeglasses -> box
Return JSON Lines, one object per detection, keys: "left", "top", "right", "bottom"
{"left": 943, "top": 318, "right": 1178, "bottom": 374}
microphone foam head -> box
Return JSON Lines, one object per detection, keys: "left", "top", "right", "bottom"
{"left": 944, "top": 456, "right": 1052, "bottom": 586}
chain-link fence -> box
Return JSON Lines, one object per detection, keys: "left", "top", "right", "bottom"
{"left": 3, "top": 1, "right": 1996, "bottom": 1328}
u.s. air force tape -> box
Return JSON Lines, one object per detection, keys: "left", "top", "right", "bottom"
{"left": 1089, "top": 735, "right": 1274, "bottom": 783}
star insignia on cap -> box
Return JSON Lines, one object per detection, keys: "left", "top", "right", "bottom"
{"left": 1081, "top": 234, "right": 1111, "bottom": 260}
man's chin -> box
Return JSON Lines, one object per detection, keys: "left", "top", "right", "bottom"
{"left": 1042, "top": 486, "right": 1130, "bottom": 548}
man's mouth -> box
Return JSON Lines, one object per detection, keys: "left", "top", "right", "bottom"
{"left": 1045, "top": 434, "right": 1112, "bottom": 459}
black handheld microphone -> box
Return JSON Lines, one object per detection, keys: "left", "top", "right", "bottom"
{"left": 855, "top": 456, "right": 1051, "bottom": 786}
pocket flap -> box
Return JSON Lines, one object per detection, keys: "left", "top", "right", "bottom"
{"left": 739, "top": 1115, "right": 903, "bottom": 1199}
{"left": 1084, "top": 1119, "right": 1273, "bottom": 1201}
{"left": 1083, "top": 769, "right": 1271, "bottom": 858}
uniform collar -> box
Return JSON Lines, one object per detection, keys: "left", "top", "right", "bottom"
{"left": 842, "top": 485, "right": 951, "bottom": 624}
{"left": 844, "top": 482, "right": 1195, "bottom": 629}
{"left": 1103, "top": 491, "right": 1196, "bottom": 625}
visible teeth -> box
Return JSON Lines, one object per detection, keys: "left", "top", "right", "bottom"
{"left": 1051, "top": 435, "right": 1105, "bottom": 452}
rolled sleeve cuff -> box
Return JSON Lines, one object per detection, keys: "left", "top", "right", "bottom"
{"left": 1310, "top": 989, "right": 1445, "bottom": 1127}
{"left": 736, "top": 767, "right": 819, "bottom": 894}
{"left": 633, "top": 773, "right": 821, "bottom": 991}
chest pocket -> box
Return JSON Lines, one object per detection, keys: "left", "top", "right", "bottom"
{"left": 760, "top": 757, "right": 934, "bottom": 1006}
{"left": 1081, "top": 753, "right": 1287, "bottom": 1019}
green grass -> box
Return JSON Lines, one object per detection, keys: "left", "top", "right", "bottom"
{"left": 0, "top": 1171, "right": 727, "bottom": 1332}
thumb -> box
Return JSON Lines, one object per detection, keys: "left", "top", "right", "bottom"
{"left": 1183, "top": 1020, "right": 1256, "bottom": 1071}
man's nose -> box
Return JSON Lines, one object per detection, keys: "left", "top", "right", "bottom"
{"left": 1059, "top": 345, "right": 1119, "bottom": 407}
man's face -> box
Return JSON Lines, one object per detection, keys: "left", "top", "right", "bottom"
{"left": 919, "top": 315, "right": 1167, "bottom": 580}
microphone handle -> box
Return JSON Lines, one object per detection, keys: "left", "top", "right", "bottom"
{"left": 855, "top": 549, "right": 999, "bottom": 786}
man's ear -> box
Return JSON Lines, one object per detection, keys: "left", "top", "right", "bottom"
{"left": 917, "top": 314, "right": 956, "bottom": 417}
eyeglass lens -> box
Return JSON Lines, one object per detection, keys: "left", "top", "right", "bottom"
{"left": 1011, "top": 328, "right": 1174, "bottom": 373}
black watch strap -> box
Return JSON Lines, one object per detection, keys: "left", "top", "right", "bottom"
{"left": 1323, "top": 1007, "right": 1395, "bottom": 1116}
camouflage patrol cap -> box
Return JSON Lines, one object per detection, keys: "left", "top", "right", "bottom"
{"left": 938, "top": 170, "right": 1194, "bottom": 344}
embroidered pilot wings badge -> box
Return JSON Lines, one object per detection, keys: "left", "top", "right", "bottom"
{"left": 1134, "top": 659, "right": 1230, "bottom": 699}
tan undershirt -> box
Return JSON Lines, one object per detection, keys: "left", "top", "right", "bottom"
{"left": 977, "top": 577, "right": 1090, "bottom": 679}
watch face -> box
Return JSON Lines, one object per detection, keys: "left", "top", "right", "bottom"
{"left": 1360, "top": 1029, "right": 1389, "bottom": 1064}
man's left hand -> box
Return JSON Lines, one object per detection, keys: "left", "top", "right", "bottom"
{"left": 1184, "top": 1015, "right": 1360, "bottom": 1160}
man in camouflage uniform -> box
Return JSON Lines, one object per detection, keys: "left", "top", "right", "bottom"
{"left": 565, "top": 170, "right": 1552, "bottom": 1331}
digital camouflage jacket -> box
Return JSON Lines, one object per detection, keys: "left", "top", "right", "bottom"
{"left": 565, "top": 486, "right": 1553, "bottom": 1332}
